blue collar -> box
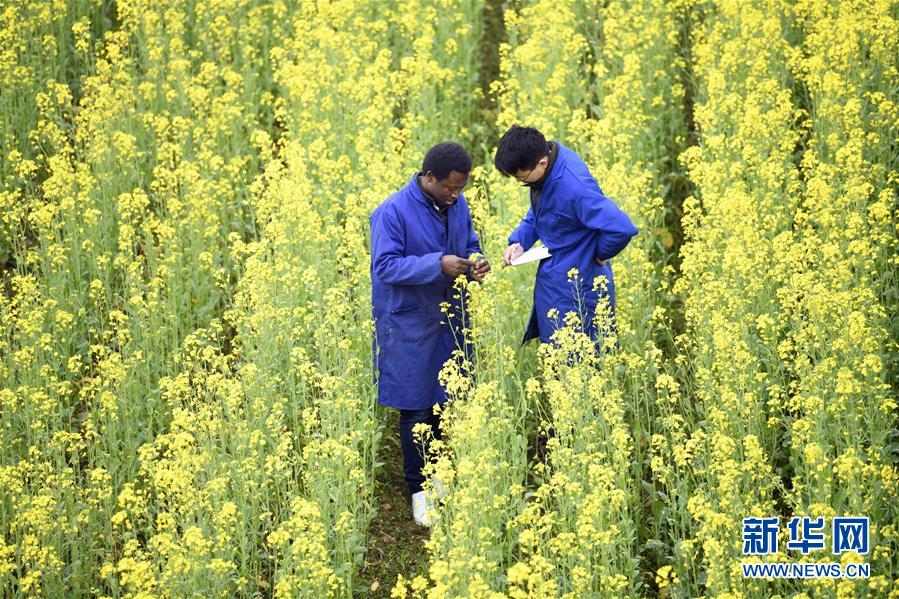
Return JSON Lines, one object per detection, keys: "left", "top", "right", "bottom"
{"left": 546, "top": 143, "right": 569, "bottom": 186}
{"left": 407, "top": 172, "right": 430, "bottom": 206}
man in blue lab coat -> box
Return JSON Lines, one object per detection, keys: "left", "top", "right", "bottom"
{"left": 370, "top": 141, "right": 489, "bottom": 526}
{"left": 495, "top": 125, "right": 638, "bottom": 345}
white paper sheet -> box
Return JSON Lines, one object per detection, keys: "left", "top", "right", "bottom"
{"left": 510, "top": 244, "right": 551, "bottom": 266}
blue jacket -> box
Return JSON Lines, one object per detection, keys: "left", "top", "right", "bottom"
{"left": 509, "top": 144, "right": 638, "bottom": 343}
{"left": 370, "top": 174, "right": 483, "bottom": 410}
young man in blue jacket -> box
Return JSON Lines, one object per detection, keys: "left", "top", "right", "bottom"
{"left": 495, "top": 125, "right": 638, "bottom": 345}
{"left": 370, "top": 142, "right": 489, "bottom": 526}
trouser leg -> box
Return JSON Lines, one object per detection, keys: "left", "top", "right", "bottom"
{"left": 399, "top": 407, "right": 441, "bottom": 495}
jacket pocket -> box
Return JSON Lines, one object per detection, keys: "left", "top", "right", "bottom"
{"left": 384, "top": 308, "right": 429, "bottom": 344}
{"left": 390, "top": 304, "right": 420, "bottom": 315}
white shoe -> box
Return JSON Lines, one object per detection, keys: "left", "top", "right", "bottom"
{"left": 412, "top": 490, "right": 432, "bottom": 527}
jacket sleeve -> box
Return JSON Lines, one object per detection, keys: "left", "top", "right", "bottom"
{"left": 574, "top": 184, "right": 639, "bottom": 260}
{"left": 371, "top": 204, "right": 444, "bottom": 285}
{"left": 508, "top": 206, "right": 539, "bottom": 249}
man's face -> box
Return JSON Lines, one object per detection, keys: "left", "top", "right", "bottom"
{"left": 423, "top": 170, "right": 469, "bottom": 206}
{"left": 514, "top": 156, "right": 549, "bottom": 186}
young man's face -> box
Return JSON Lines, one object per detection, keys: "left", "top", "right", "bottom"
{"left": 423, "top": 170, "right": 468, "bottom": 206}
{"left": 514, "top": 155, "right": 549, "bottom": 186}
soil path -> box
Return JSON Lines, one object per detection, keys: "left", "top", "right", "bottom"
{"left": 357, "top": 409, "right": 430, "bottom": 597}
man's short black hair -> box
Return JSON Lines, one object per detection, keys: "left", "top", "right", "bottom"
{"left": 422, "top": 141, "right": 472, "bottom": 181}
{"left": 494, "top": 125, "right": 549, "bottom": 176}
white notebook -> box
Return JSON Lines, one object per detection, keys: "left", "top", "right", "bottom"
{"left": 511, "top": 244, "right": 551, "bottom": 266}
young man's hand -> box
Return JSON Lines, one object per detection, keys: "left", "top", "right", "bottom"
{"left": 502, "top": 243, "right": 524, "bottom": 266}
{"left": 441, "top": 255, "right": 473, "bottom": 278}
{"left": 595, "top": 257, "right": 607, "bottom": 266}
{"left": 470, "top": 258, "right": 491, "bottom": 282}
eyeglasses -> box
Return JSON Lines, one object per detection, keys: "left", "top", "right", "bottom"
{"left": 515, "top": 164, "right": 537, "bottom": 185}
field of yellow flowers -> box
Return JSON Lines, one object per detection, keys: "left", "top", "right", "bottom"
{"left": 1, "top": 0, "right": 896, "bottom": 597}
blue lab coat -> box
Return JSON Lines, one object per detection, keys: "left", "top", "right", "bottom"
{"left": 509, "top": 144, "right": 638, "bottom": 344}
{"left": 370, "top": 174, "right": 483, "bottom": 410}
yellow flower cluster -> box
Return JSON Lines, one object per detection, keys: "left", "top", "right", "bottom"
{"left": 493, "top": 0, "right": 590, "bottom": 138}
{"left": 0, "top": 0, "right": 106, "bottom": 264}
{"left": 663, "top": 0, "right": 898, "bottom": 595}
{"left": 669, "top": 1, "right": 804, "bottom": 594}
{"left": 3, "top": 0, "right": 896, "bottom": 597}
{"left": 783, "top": 0, "right": 898, "bottom": 591}
{"left": 2, "top": 0, "right": 306, "bottom": 595}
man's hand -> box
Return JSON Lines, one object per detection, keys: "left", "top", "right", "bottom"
{"left": 595, "top": 257, "right": 607, "bottom": 267}
{"left": 441, "top": 255, "right": 473, "bottom": 278}
{"left": 470, "top": 258, "right": 491, "bottom": 282}
{"left": 502, "top": 243, "right": 524, "bottom": 266}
